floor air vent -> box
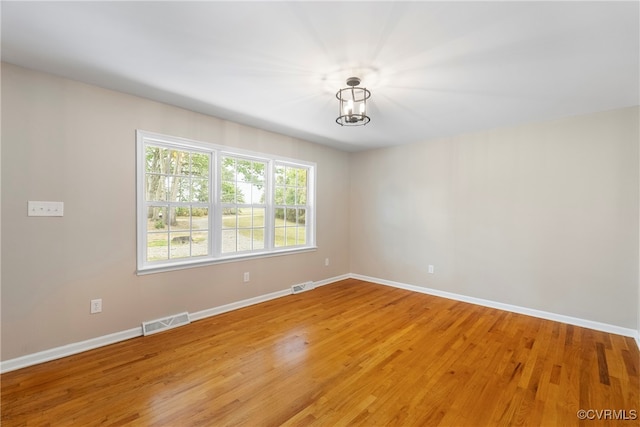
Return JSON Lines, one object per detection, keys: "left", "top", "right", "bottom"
{"left": 292, "top": 281, "right": 315, "bottom": 294}
{"left": 142, "top": 312, "right": 190, "bottom": 336}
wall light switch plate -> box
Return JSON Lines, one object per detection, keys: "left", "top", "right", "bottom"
{"left": 28, "top": 201, "right": 64, "bottom": 217}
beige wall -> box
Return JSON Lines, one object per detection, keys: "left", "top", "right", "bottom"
{"left": 2, "top": 62, "right": 639, "bottom": 363}
{"left": 350, "top": 107, "right": 639, "bottom": 329}
{"left": 1, "top": 63, "right": 350, "bottom": 361}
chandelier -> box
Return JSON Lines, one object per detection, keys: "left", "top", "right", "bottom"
{"left": 336, "top": 77, "right": 371, "bottom": 126}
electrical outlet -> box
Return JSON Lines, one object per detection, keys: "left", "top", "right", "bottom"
{"left": 243, "top": 272, "right": 250, "bottom": 283}
{"left": 90, "top": 298, "right": 102, "bottom": 314}
{"left": 325, "top": 258, "right": 329, "bottom": 267}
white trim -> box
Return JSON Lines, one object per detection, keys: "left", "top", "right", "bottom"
{"left": 0, "top": 274, "right": 349, "bottom": 373}
{"left": 351, "top": 273, "right": 638, "bottom": 339}
{"left": 0, "top": 328, "right": 142, "bottom": 374}
{"left": 315, "top": 273, "right": 350, "bottom": 288}
{"left": 189, "top": 289, "right": 291, "bottom": 322}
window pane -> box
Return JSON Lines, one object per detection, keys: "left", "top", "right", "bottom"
{"left": 285, "top": 188, "right": 296, "bottom": 205}
{"left": 192, "top": 231, "right": 208, "bottom": 257}
{"left": 237, "top": 159, "right": 252, "bottom": 180}
{"left": 297, "top": 208, "right": 306, "bottom": 225}
{"left": 297, "top": 226, "right": 306, "bottom": 245}
{"left": 275, "top": 208, "right": 285, "bottom": 226}
{"left": 237, "top": 182, "right": 251, "bottom": 204}
{"left": 168, "top": 177, "right": 190, "bottom": 202}
{"left": 253, "top": 208, "right": 265, "bottom": 227}
{"left": 275, "top": 165, "right": 285, "bottom": 185}
{"left": 237, "top": 229, "right": 251, "bottom": 252}
{"left": 252, "top": 162, "right": 266, "bottom": 183}
{"left": 253, "top": 228, "right": 264, "bottom": 249}
{"left": 192, "top": 208, "right": 208, "bottom": 229}
{"left": 170, "top": 233, "right": 192, "bottom": 245}
{"left": 275, "top": 187, "right": 284, "bottom": 205}
{"left": 147, "top": 233, "right": 168, "bottom": 261}
{"left": 252, "top": 184, "right": 265, "bottom": 204}
{"left": 285, "top": 167, "right": 296, "bottom": 185}
{"left": 145, "top": 146, "right": 169, "bottom": 174}
{"left": 147, "top": 206, "right": 167, "bottom": 230}
{"left": 170, "top": 233, "right": 191, "bottom": 259}
{"left": 191, "top": 153, "right": 209, "bottom": 177}
{"left": 222, "top": 229, "right": 236, "bottom": 253}
{"left": 297, "top": 188, "right": 307, "bottom": 205}
{"left": 146, "top": 206, "right": 169, "bottom": 261}
{"left": 169, "top": 150, "right": 190, "bottom": 175}
{"left": 286, "top": 208, "right": 296, "bottom": 224}
{"left": 191, "top": 178, "right": 209, "bottom": 202}
{"left": 146, "top": 175, "right": 167, "bottom": 201}
{"left": 223, "top": 212, "right": 237, "bottom": 229}
{"left": 166, "top": 207, "right": 187, "bottom": 230}
{"left": 222, "top": 157, "right": 236, "bottom": 181}
{"left": 275, "top": 226, "right": 285, "bottom": 247}
{"left": 236, "top": 209, "right": 246, "bottom": 228}
{"left": 221, "top": 181, "right": 236, "bottom": 203}
{"left": 297, "top": 168, "right": 307, "bottom": 186}
{"left": 285, "top": 226, "right": 296, "bottom": 246}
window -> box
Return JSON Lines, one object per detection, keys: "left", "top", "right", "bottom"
{"left": 274, "top": 163, "right": 309, "bottom": 247}
{"left": 220, "top": 155, "right": 267, "bottom": 254}
{"left": 136, "top": 131, "right": 315, "bottom": 273}
{"left": 143, "top": 145, "right": 211, "bottom": 263}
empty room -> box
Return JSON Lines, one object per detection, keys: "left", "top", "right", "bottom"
{"left": 1, "top": 1, "right": 638, "bottom": 426}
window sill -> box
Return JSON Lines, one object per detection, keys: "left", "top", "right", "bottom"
{"left": 136, "top": 246, "right": 318, "bottom": 275}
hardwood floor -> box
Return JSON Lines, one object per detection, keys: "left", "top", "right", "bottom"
{"left": 2, "top": 279, "right": 638, "bottom": 426}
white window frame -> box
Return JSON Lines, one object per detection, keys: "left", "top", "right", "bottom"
{"left": 136, "top": 130, "right": 316, "bottom": 274}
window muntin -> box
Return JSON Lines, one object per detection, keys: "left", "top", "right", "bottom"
{"left": 136, "top": 131, "right": 315, "bottom": 273}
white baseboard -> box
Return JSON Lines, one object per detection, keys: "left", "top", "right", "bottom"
{"left": 351, "top": 273, "right": 638, "bottom": 340}
{"left": 0, "top": 327, "right": 143, "bottom": 374}
{"left": 0, "top": 274, "right": 350, "bottom": 374}
{"left": 189, "top": 289, "right": 292, "bottom": 322}
{"left": 314, "top": 273, "right": 350, "bottom": 288}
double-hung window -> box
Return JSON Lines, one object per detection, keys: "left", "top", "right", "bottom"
{"left": 220, "top": 155, "right": 267, "bottom": 254}
{"left": 274, "top": 163, "right": 309, "bottom": 247}
{"left": 136, "top": 131, "right": 316, "bottom": 273}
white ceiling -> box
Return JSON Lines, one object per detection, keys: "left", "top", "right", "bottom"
{"left": 2, "top": 1, "right": 638, "bottom": 152}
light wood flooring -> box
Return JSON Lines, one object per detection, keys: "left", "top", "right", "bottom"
{"left": 2, "top": 279, "right": 638, "bottom": 426}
